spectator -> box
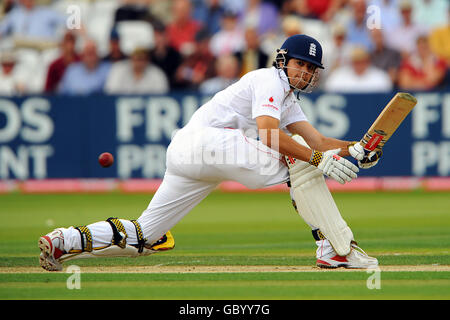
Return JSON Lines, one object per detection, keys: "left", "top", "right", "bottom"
{"left": 278, "top": 0, "right": 297, "bottom": 16}
{"left": 241, "top": 0, "right": 279, "bottom": 36}
{"left": 199, "top": 54, "right": 240, "bottom": 94}
{"left": 345, "top": 0, "right": 373, "bottom": 51}
{"left": 44, "top": 31, "right": 80, "bottom": 93}
{"left": 384, "top": 0, "right": 428, "bottom": 56}
{"left": 209, "top": 10, "right": 245, "bottom": 57}
{"left": 398, "top": 35, "right": 447, "bottom": 90}
{"left": 174, "top": 29, "right": 215, "bottom": 89}
{"left": 299, "top": 0, "right": 344, "bottom": 22}
{"left": 102, "top": 29, "right": 127, "bottom": 63}
{"left": 288, "top": 0, "right": 341, "bottom": 21}
{"left": 235, "top": 27, "right": 268, "bottom": 77}
{"left": 192, "top": 0, "right": 225, "bottom": 35}
{"left": 221, "top": 0, "right": 246, "bottom": 14}
{"left": 150, "top": 22, "right": 183, "bottom": 87}
{"left": 260, "top": 15, "right": 303, "bottom": 59}
{"left": 283, "top": 8, "right": 332, "bottom": 51}
{"left": 324, "top": 46, "right": 393, "bottom": 92}
{"left": 105, "top": 47, "right": 169, "bottom": 95}
{"left": 0, "top": 0, "right": 65, "bottom": 46}
{"left": 370, "top": 28, "right": 402, "bottom": 84}
{"left": 0, "top": 51, "right": 27, "bottom": 96}
{"left": 166, "top": 0, "right": 203, "bottom": 55}
{"left": 114, "top": 0, "right": 156, "bottom": 25}
{"left": 368, "top": 0, "right": 402, "bottom": 32}
{"left": 322, "top": 24, "right": 353, "bottom": 79}
{"left": 148, "top": 0, "right": 173, "bottom": 25}
{"left": 58, "top": 40, "right": 111, "bottom": 95}
{"left": 411, "top": 0, "right": 449, "bottom": 30}
{"left": 429, "top": 8, "right": 450, "bottom": 66}
{"left": 0, "top": 0, "right": 15, "bottom": 19}
{"left": 289, "top": 0, "right": 314, "bottom": 18}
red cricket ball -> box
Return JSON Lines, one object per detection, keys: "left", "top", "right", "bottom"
{"left": 98, "top": 152, "right": 114, "bottom": 168}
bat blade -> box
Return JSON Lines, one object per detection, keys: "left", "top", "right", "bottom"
{"left": 361, "top": 92, "right": 417, "bottom": 152}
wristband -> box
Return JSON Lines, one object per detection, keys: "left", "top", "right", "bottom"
{"left": 309, "top": 150, "right": 323, "bottom": 167}
{"left": 347, "top": 141, "right": 358, "bottom": 149}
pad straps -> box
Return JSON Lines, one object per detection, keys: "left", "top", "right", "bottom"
{"left": 312, "top": 229, "right": 327, "bottom": 241}
{"left": 106, "top": 218, "right": 147, "bottom": 252}
{"left": 131, "top": 220, "right": 147, "bottom": 253}
{"left": 75, "top": 226, "right": 93, "bottom": 252}
{"left": 106, "top": 218, "right": 128, "bottom": 249}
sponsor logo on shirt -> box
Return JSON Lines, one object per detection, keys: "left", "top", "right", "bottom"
{"left": 262, "top": 104, "right": 279, "bottom": 111}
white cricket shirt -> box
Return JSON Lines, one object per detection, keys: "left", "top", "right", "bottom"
{"left": 186, "top": 67, "right": 308, "bottom": 136}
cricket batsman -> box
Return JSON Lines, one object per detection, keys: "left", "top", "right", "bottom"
{"left": 39, "top": 34, "right": 379, "bottom": 271}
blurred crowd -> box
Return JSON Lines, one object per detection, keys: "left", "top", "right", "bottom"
{"left": 0, "top": 0, "right": 448, "bottom": 96}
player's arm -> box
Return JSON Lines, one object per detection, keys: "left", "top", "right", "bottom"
{"left": 256, "top": 115, "right": 359, "bottom": 184}
{"left": 286, "top": 121, "right": 352, "bottom": 156}
{"left": 286, "top": 120, "right": 381, "bottom": 168}
{"left": 256, "top": 116, "right": 313, "bottom": 162}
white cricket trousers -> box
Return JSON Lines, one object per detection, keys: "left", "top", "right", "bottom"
{"left": 139, "top": 126, "right": 290, "bottom": 244}
{"left": 61, "top": 126, "right": 290, "bottom": 252}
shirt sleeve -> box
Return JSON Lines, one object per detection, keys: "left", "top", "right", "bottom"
{"left": 251, "top": 76, "right": 284, "bottom": 120}
{"left": 281, "top": 100, "right": 308, "bottom": 128}
{"left": 44, "top": 61, "right": 58, "bottom": 93}
{"left": 0, "top": 10, "right": 14, "bottom": 36}
{"left": 57, "top": 66, "right": 73, "bottom": 94}
{"left": 104, "top": 63, "right": 122, "bottom": 94}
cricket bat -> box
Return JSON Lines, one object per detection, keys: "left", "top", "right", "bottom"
{"left": 360, "top": 92, "right": 417, "bottom": 152}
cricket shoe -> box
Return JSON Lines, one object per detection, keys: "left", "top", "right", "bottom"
{"left": 316, "top": 242, "right": 378, "bottom": 269}
{"left": 38, "top": 229, "right": 65, "bottom": 271}
{"left": 148, "top": 230, "right": 175, "bottom": 251}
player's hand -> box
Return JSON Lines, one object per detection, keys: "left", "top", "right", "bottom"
{"left": 310, "top": 149, "right": 359, "bottom": 184}
{"left": 348, "top": 141, "right": 382, "bottom": 169}
{"left": 348, "top": 141, "right": 365, "bottom": 160}
{"left": 358, "top": 149, "right": 382, "bottom": 169}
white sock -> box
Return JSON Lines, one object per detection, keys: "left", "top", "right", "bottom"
{"left": 315, "top": 239, "right": 336, "bottom": 259}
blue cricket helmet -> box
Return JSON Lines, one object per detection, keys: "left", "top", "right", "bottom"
{"left": 278, "top": 34, "right": 324, "bottom": 69}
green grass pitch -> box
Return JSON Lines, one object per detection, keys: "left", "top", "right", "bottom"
{"left": 0, "top": 191, "right": 449, "bottom": 300}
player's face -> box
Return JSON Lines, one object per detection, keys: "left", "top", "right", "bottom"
{"left": 285, "top": 58, "right": 318, "bottom": 91}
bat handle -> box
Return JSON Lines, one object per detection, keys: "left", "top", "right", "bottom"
{"left": 362, "top": 132, "right": 385, "bottom": 152}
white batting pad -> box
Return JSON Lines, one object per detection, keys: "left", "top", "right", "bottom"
{"left": 288, "top": 135, "right": 353, "bottom": 256}
{"left": 59, "top": 244, "right": 156, "bottom": 263}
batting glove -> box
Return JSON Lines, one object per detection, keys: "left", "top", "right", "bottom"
{"left": 309, "top": 148, "right": 359, "bottom": 184}
{"left": 348, "top": 141, "right": 383, "bottom": 169}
